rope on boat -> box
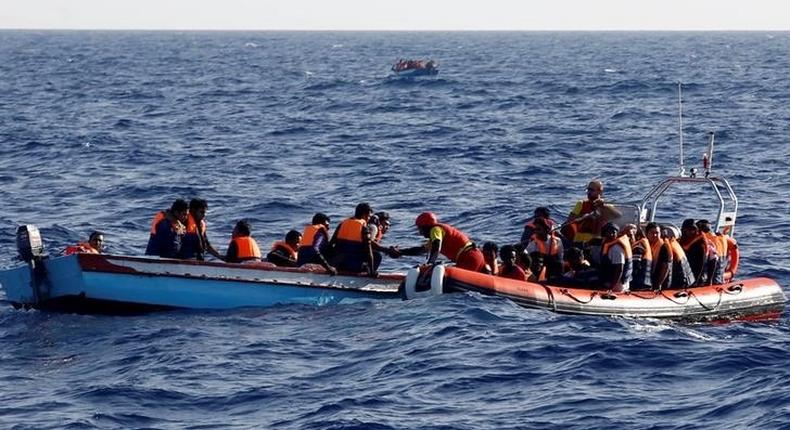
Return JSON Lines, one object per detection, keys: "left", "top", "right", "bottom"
{"left": 660, "top": 290, "right": 692, "bottom": 305}
{"left": 560, "top": 288, "right": 598, "bottom": 304}
{"left": 629, "top": 291, "right": 661, "bottom": 300}
{"left": 541, "top": 284, "right": 557, "bottom": 311}
{"left": 689, "top": 289, "right": 724, "bottom": 312}
{"left": 721, "top": 284, "right": 744, "bottom": 295}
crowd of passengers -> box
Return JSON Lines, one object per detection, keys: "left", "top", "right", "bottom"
{"left": 65, "top": 180, "right": 736, "bottom": 293}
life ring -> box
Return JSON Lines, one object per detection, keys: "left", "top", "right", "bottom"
{"left": 724, "top": 236, "right": 739, "bottom": 281}
{"left": 403, "top": 265, "right": 444, "bottom": 300}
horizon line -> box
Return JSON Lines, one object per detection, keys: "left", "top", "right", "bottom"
{"left": 2, "top": 28, "right": 789, "bottom": 32}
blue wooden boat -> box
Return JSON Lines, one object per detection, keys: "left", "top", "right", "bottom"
{"left": 391, "top": 59, "right": 439, "bottom": 77}
{"left": 0, "top": 238, "right": 404, "bottom": 314}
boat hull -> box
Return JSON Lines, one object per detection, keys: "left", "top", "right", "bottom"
{"left": 0, "top": 254, "right": 404, "bottom": 314}
{"left": 441, "top": 266, "right": 786, "bottom": 322}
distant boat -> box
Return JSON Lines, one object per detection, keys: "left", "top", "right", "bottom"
{"left": 391, "top": 59, "right": 439, "bottom": 77}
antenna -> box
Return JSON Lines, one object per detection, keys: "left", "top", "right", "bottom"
{"left": 704, "top": 131, "right": 715, "bottom": 177}
{"left": 677, "top": 82, "right": 685, "bottom": 177}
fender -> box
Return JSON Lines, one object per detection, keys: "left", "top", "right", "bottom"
{"left": 403, "top": 265, "right": 444, "bottom": 300}
{"left": 724, "top": 236, "right": 739, "bottom": 282}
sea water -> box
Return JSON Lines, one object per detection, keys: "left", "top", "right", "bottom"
{"left": 1, "top": 31, "right": 789, "bottom": 429}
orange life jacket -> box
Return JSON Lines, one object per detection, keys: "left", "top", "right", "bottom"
{"left": 150, "top": 211, "right": 167, "bottom": 234}
{"left": 531, "top": 234, "right": 561, "bottom": 256}
{"left": 702, "top": 231, "right": 727, "bottom": 257}
{"left": 186, "top": 214, "right": 207, "bottom": 235}
{"left": 301, "top": 224, "right": 329, "bottom": 247}
{"left": 270, "top": 240, "right": 298, "bottom": 261}
{"left": 668, "top": 237, "right": 695, "bottom": 288}
{"left": 64, "top": 242, "right": 99, "bottom": 256}
{"left": 336, "top": 218, "right": 367, "bottom": 242}
{"left": 631, "top": 237, "right": 653, "bottom": 289}
{"left": 571, "top": 200, "right": 607, "bottom": 242}
{"left": 231, "top": 236, "right": 261, "bottom": 260}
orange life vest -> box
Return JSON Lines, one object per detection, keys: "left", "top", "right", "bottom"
{"left": 150, "top": 211, "right": 167, "bottom": 234}
{"left": 231, "top": 236, "right": 261, "bottom": 260}
{"left": 570, "top": 200, "right": 607, "bottom": 243}
{"left": 64, "top": 242, "right": 99, "bottom": 256}
{"left": 531, "top": 234, "right": 561, "bottom": 256}
{"left": 668, "top": 237, "right": 695, "bottom": 288}
{"left": 600, "top": 235, "right": 633, "bottom": 286}
{"left": 336, "top": 218, "right": 367, "bottom": 242}
{"left": 631, "top": 237, "right": 653, "bottom": 289}
{"left": 301, "top": 224, "right": 329, "bottom": 247}
{"left": 270, "top": 240, "right": 298, "bottom": 261}
{"left": 186, "top": 214, "right": 207, "bottom": 235}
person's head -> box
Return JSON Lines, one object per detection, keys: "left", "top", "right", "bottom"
{"left": 312, "top": 212, "right": 330, "bottom": 227}
{"left": 285, "top": 229, "right": 302, "bottom": 248}
{"left": 530, "top": 253, "right": 544, "bottom": 274}
{"left": 621, "top": 223, "right": 637, "bottom": 241}
{"left": 663, "top": 225, "right": 681, "bottom": 240}
{"left": 696, "top": 219, "right": 712, "bottom": 233}
{"left": 171, "top": 199, "right": 189, "bottom": 224}
{"left": 534, "top": 207, "right": 551, "bottom": 219}
{"left": 482, "top": 241, "right": 498, "bottom": 258}
{"left": 415, "top": 212, "right": 438, "bottom": 237}
{"left": 601, "top": 222, "right": 619, "bottom": 240}
{"left": 564, "top": 247, "right": 585, "bottom": 268}
{"left": 499, "top": 244, "right": 517, "bottom": 267}
{"left": 586, "top": 180, "right": 604, "bottom": 201}
{"left": 88, "top": 231, "right": 104, "bottom": 252}
{"left": 533, "top": 217, "right": 550, "bottom": 239}
{"left": 189, "top": 198, "right": 208, "bottom": 221}
{"left": 374, "top": 212, "right": 391, "bottom": 234}
{"left": 514, "top": 244, "right": 532, "bottom": 271}
{"left": 645, "top": 222, "right": 661, "bottom": 243}
{"left": 354, "top": 202, "right": 373, "bottom": 221}
{"left": 681, "top": 218, "right": 698, "bottom": 238}
{"left": 233, "top": 220, "right": 251, "bottom": 238}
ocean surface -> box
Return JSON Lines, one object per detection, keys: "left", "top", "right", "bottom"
{"left": 1, "top": 31, "right": 790, "bottom": 429}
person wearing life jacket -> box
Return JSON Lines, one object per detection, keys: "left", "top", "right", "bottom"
{"left": 64, "top": 231, "right": 104, "bottom": 255}
{"left": 520, "top": 207, "right": 557, "bottom": 247}
{"left": 564, "top": 180, "right": 610, "bottom": 246}
{"left": 266, "top": 230, "right": 301, "bottom": 267}
{"left": 679, "top": 218, "right": 713, "bottom": 286}
{"left": 297, "top": 212, "right": 337, "bottom": 275}
{"left": 644, "top": 222, "right": 672, "bottom": 290}
{"left": 526, "top": 217, "right": 564, "bottom": 280}
{"left": 498, "top": 244, "right": 527, "bottom": 281}
{"left": 145, "top": 199, "right": 189, "bottom": 258}
{"left": 598, "top": 222, "right": 632, "bottom": 292}
{"left": 328, "top": 203, "right": 380, "bottom": 276}
{"left": 399, "top": 212, "right": 486, "bottom": 273}
{"left": 663, "top": 225, "right": 696, "bottom": 289}
{"left": 621, "top": 223, "right": 653, "bottom": 291}
{"left": 225, "top": 220, "right": 261, "bottom": 264}
{"left": 696, "top": 219, "right": 727, "bottom": 285}
{"left": 368, "top": 211, "right": 391, "bottom": 244}
{"left": 179, "top": 198, "right": 223, "bottom": 261}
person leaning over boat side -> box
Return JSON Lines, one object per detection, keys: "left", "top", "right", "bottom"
{"left": 297, "top": 212, "right": 337, "bottom": 275}
{"left": 526, "top": 217, "right": 564, "bottom": 281}
{"left": 225, "top": 220, "right": 262, "bottom": 264}
{"left": 498, "top": 244, "right": 527, "bottom": 281}
{"left": 145, "top": 199, "right": 189, "bottom": 258}
{"left": 179, "top": 198, "right": 223, "bottom": 261}
{"left": 598, "top": 222, "right": 632, "bottom": 292}
{"left": 679, "top": 219, "right": 713, "bottom": 286}
{"left": 64, "top": 231, "right": 104, "bottom": 255}
{"left": 266, "top": 230, "right": 301, "bottom": 267}
{"left": 622, "top": 223, "right": 653, "bottom": 291}
{"left": 399, "top": 212, "right": 486, "bottom": 273}
{"left": 329, "top": 203, "right": 383, "bottom": 277}
{"left": 663, "top": 226, "right": 696, "bottom": 289}
{"left": 696, "top": 219, "right": 726, "bottom": 285}
{"left": 645, "top": 222, "right": 672, "bottom": 290}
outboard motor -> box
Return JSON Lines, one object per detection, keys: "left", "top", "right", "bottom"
{"left": 16, "top": 224, "right": 45, "bottom": 263}
{"left": 16, "top": 224, "right": 49, "bottom": 304}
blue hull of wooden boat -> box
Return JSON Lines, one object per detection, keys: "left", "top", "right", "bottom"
{"left": 0, "top": 254, "right": 404, "bottom": 314}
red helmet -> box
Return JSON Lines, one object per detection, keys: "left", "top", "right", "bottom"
{"left": 415, "top": 212, "right": 438, "bottom": 228}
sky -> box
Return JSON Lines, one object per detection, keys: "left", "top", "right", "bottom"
{"left": 1, "top": 0, "right": 789, "bottom": 31}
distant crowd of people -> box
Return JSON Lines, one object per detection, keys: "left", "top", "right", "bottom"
{"left": 65, "top": 180, "right": 738, "bottom": 292}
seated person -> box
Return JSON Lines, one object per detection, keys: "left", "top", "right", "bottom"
{"left": 526, "top": 218, "right": 564, "bottom": 280}
{"left": 498, "top": 244, "right": 527, "bottom": 281}
{"left": 297, "top": 213, "right": 336, "bottom": 275}
{"left": 599, "top": 223, "right": 631, "bottom": 292}
{"left": 145, "top": 199, "right": 189, "bottom": 258}
{"left": 482, "top": 241, "right": 499, "bottom": 275}
{"left": 520, "top": 207, "right": 556, "bottom": 246}
{"left": 225, "top": 220, "right": 262, "bottom": 264}
{"left": 64, "top": 231, "right": 104, "bottom": 255}
{"left": 266, "top": 230, "right": 301, "bottom": 267}
{"left": 560, "top": 247, "right": 598, "bottom": 287}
